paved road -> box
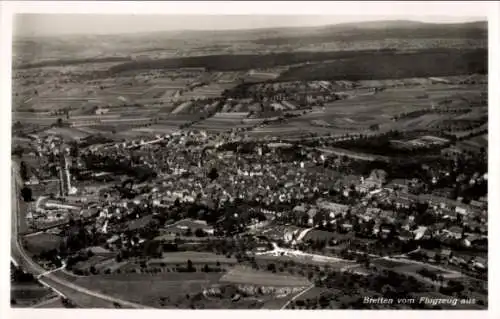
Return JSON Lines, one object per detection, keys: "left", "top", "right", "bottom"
{"left": 340, "top": 248, "right": 421, "bottom": 271}
{"left": 11, "top": 160, "right": 151, "bottom": 309}
{"left": 280, "top": 284, "right": 315, "bottom": 310}
{"left": 32, "top": 296, "right": 63, "bottom": 308}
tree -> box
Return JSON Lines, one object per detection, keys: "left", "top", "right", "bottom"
{"left": 12, "top": 145, "right": 24, "bottom": 157}
{"left": 21, "top": 187, "right": 32, "bottom": 202}
{"left": 19, "top": 161, "right": 29, "bottom": 181}
{"left": 267, "top": 263, "right": 276, "bottom": 272}
{"left": 61, "top": 298, "right": 76, "bottom": 308}
{"left": 208, "top": 167, "right": 219, "bottom": 181}
{"left": 307, "top": 271, "right": 314, "bottom": 281}
{"left": 194, "top": 228, "right": 206, "bottom": 237}
{"left": 187, "top": 259, "right": 195, "bottom": 272}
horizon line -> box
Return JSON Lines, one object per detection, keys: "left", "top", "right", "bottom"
{"left": 13, "top": 16, "right": 487, "bottom": 39}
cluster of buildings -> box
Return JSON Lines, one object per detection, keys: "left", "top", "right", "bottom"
{"left": 17, "top": 123, "right": 488, "bottom": 282}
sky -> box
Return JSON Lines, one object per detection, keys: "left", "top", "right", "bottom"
{"left": 14, "top": 14, "right": 485, "bottom": 37}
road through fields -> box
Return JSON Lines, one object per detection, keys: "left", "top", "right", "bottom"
{"left": 11, "top": 160, "right": 152, "bottom": 309}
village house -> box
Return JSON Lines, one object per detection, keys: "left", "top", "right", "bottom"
{"left": 387, "top": 179, "right": 412, "bottom": 193}
{"left": 398, "top": 229, "right": 414, "bottom": 242}
{"left": 472, "top": 257, "right": 487, "bottom": 271}
{"left": 316, "top": 200, "right": 349, "bottom": 218}
{"left": 439, "top": 248, "right": 453, "bottom": 262}
{"left": 445, "top": 226, "right": 464, "bottom": 239}
{"left": 413, "top": 226, "right": 431, "bottom": 240}
{"left": 340, "top": 222, "right": 353, "bottom": 232}
{"left": 394, "top": 196, "right": 413, "bottom": 209}
{"left": 95, "top": 107, "right": 110, "bottom": 115}
{"left": 469, "top": 200, "right": 486, "bottom": 210}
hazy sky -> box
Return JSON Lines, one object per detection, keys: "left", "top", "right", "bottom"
{"left": 14, "top": 14, "right": 485, "bottom": 37}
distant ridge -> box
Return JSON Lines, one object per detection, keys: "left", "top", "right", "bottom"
{"left": 249, "top": 20, "right": 487, "bottom": 46}
{"left": 15, "top": 19, "right": 487, "bottom": 40}
{"left": 134, "top": 20, "right": 488, "bottom": 39}
{"left": 319, "top": 19, "right": 487, "bottom": 31}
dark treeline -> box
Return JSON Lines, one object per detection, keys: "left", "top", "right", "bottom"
{"left": 104, "top": 48, "right": 486, "bottom": 79}
{"left": 79, "top": 153, "right": 157, "bottom": 183}
{"left": 105, "top": 49, "right": 396, "bottom": 75}
{"left": 11, "top": 265, "right": 37, "bottom": 283}
{"left": 15, "top": 56, "right": 132, "bottom": 70}
{"left": 332, "top": 132, "right": 448, "bottom": 157}
{"left": 253, "top": 26, "right": 487, "bottom": 45}
{"left": 279, "top": 49, "right": 487, "bottom": 82}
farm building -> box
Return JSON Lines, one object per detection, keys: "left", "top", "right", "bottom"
{"left": 270, "top": 103, "right": 286, "bottom": 111}
{"left": 160, "top": 219, "right": 215, "bottom": 237}
{"left": 429, "top": 77, "right": 451, "bottom": 84}
{"left": 316, "top": 200, "right": 348, "bottom": 217}
{"left": 281, "top": 100, "right": 297, "bottom": 110}
{"left": 171, "top": 101, "right": 193, "bottom": 114}
{"left": 359, "top": 169, "right": 387, "bottom": 192}
{"left": 95, "top": 108, "right": 110, "bottom": 115}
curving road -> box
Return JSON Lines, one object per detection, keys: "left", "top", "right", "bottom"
{"left": 11, "top": 160, "right": 152, "bottom": 309}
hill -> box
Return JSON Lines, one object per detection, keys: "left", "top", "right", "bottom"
{"left": 278, "top": 48, "right": 487, "bottom": 82}
{"left": 252, "top": 20, "right": 487, "bottom": 45}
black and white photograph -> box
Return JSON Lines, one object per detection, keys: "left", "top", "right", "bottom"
{"left": 2, "top": 1, "right": 497, "bottom": 315}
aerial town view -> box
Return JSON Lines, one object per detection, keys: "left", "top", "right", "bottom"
{"left": 10, "top": 13, "right": 488, "bottom": 310}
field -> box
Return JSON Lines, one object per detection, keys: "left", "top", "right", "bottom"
{"left": 126, "top": 114, "right": 202, "bottom": 135}
{"left": 181, "top": 84, "right": 231, "bottom": 99}
{"left": 33, "top": 296, "right": 66, "bottom": 308}
{"left": 220, "top": 266, "right": 311, "bottom": 287}
{"left": 148, "top": 251, "right": 237, "bottom": 265}
{"left": 458, "top": 134, "right": 488, "bottom": 150}
{"left": 302, "top": 229, "right": 354, "bottom": 243}
{"left": 72, "top": 255, "right": 113, "bottom": 273}
{"left": 372, "top": 258, "right": 463, "bottom": 280}
{"left": 244, "top": 70, "right": 282, "bottom": 82}
{"left": 131, "top": 125, "right": 179, "bottom": 135}
{"left": 244, "top": 83, "right": 486, "bottom": 139}
{"left": 69, "top": 266, "right": 311, "bottom": 309}
{"left": 72, "top": 272, "right": 223, "bottom": 308}
{"left": 41, "top": 127, "right": 90, "bottom": 141}
{"left": 191, "top": 112, "right": 252, "bottom": 132}
{"left": 255, "top": 253, "right": 354, "bottom": 268}
{"left": 290, "top": 286, "right": 333, "bottom": 300}
{"left": 372, "top": 258, "right": 415, "bottom": 269}
{"left": 160, "top": 218, "right": 214, "bottom": 235}
{"left": 11, "top": 283, "right": 56, "bottom": 307}
{"left": 249, "top": 119, "right": 348, "bottom": 138}
{"left": 73, "top": 126, "right": 108, "bottom": 135}
{"left": 22, "top": 233, "right": 63, "bottom": 256}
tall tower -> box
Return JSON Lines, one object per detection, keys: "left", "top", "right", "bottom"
{"left": 58, "top": 146, "right": 71, "bottom": 196}
{"left": 64, "top": 153, "right": 72, "bottom": 193}
{"left": 58, "top": 166, "right": 66, "bottom": 197}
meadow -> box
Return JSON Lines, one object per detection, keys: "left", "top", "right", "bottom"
{"left": 23, "top": 233, "right": 63, "bottom": 256}
{"left": 148, "top": 251, "right": 237, "bottom": 265}
{"left": 220, "top": 266, "right": 311, "bottom": 287}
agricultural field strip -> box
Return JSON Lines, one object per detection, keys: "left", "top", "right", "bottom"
{"left": 221, "top": 267, "right": 311, "bottom": 287}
